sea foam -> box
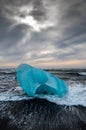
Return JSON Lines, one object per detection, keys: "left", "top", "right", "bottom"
{"left": 0, "top": 81, "right": 86, "bottom": 106}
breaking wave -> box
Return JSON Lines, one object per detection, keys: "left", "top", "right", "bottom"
{"left": 0, "top": 81, "right": 86, "bottom": 106}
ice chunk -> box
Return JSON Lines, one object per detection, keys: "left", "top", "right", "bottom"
{"left": 16, "top": 64, "right": 68, "bottom": 97}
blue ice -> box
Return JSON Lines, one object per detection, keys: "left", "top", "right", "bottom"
{"left": 16, "top": 64, "right": 68, "bottom": 97}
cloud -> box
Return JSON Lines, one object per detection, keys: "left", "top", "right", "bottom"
{"left": 1, "top": 0, "right": 56, "bottom": 32}
{"left": 0, "top": 0, "right": 86, "bottom": 67}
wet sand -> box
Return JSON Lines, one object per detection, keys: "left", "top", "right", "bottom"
{"left": 0, "top": 98, "right": 86, "bottom": 130}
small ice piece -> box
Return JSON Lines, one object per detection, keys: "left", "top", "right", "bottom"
{"left": 79, "top": 72, "right": 86, "bottom": 76}
{"left": 16, "top": 64, "right": 68, "bottom": 97}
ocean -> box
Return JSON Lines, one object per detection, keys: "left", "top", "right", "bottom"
{"left": 0, "top": 68, "right": 86, "bottom": 130}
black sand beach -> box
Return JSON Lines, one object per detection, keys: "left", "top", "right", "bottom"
{"left": 0, "top": 98, "right": 86, "bottom": 130}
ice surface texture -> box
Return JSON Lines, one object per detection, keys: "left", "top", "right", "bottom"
{"left": 16, "top": 64, "right": 68, "bottom": 97}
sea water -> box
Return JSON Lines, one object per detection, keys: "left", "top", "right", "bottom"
{"left": 0, "top": 68, "right": 86, "bottom": 106}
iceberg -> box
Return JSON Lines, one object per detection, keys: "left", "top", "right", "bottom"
{"left": 16, "top": 64, "right": 68, "bottom": 97}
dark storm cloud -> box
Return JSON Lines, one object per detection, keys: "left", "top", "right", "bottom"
{"left": 50, "top": 0, "right": 86, "bottom": 61}
{"left": 58, "top": 0, "right": 86, "bottom": 39}
{"left": 0, "top": 0, "right": 46, "bottom": 21}
{"left": 0, "top": 17, "right": 28, "bottom": 50}
{"left": 0, "top": 0, "right": 86, "bottom": 67}
{"left": 29, "top": 0, "right": 47, "bottom": 21}
{"left": 0, "top": 0, "right": 48, "bottom": 51}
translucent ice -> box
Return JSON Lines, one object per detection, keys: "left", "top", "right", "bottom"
{"left": 16, "top": 64, "right": 68, "bottom": 97}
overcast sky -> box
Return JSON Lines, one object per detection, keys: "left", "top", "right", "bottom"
{"left": 0, "top": 0, "right": 86, "bottom": 68}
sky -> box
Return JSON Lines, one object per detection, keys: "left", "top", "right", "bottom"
{"left": 0, "top": 0, "right": 86, "bottom": 68}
